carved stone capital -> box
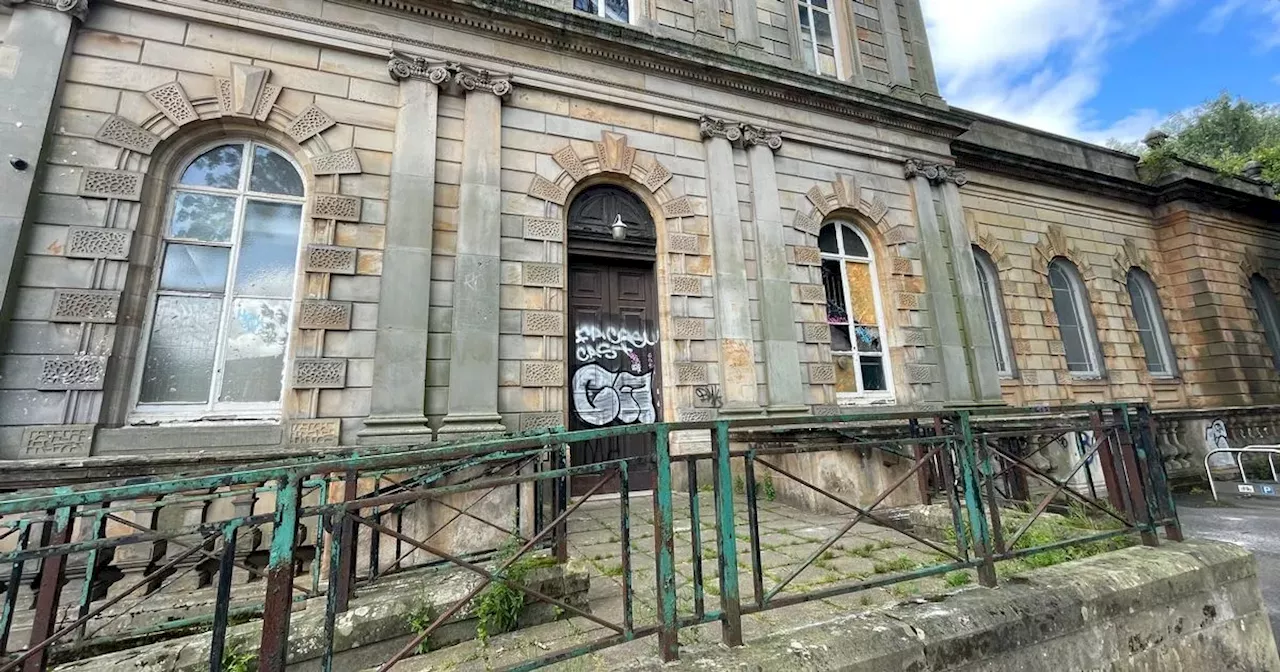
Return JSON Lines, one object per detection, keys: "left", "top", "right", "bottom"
{"left": 741, "top": 123, "right": 782, "bottom": 151}
{"left": 454, "top": 64, "right": 512, "bottom": 96}
{"left": 387, "top": 52, "right": 455, "bottom": 85}
{"left": 3, "top": 0, "right": 89, "bottom": 20}
{"left": 904, "top": 158, "right": 968, "bottom": 187}
{"left": 699, "top": 116, "right": 743, "bottom": 143}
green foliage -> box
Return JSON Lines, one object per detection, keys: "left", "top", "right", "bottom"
{"left": 406, "top": 600, "right": 440, "bottom": 655}
{"left": 220, "top": 644, "right": 254, "bottom": 672}
{"left": 473, "top": 535, "right": 557, "bottom": 645}
{"left": 872, "top": 555, "right": 916, "bottom": 574}
{"left": 733, "top": 475, "right": 745, "bottom": 495}
{"left": 759, "top": 472, "right": 777, "bottom": 502}
{"left": 944, "top": 571, "right": 973, "bottom": 588}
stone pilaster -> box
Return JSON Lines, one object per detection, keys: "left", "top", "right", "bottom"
{"left": 905, "top": 159, "right": 972, "bottom": 404}
{"left": 875, "top": 0, "right": 915, "bottom": 96}
{"left": 0, "top": 3, "right": 79, "bottom": 341}
{"left": 744, "top": 125, "right": 806, "bottom": 414}
{"left": 438, "top": 66, "right": 511, "bottom": 438}
{"left": 700, "top": 117, "right": 761, "bottom": 416}
{"left": 731, "top": 0, "right": 761, "bottom": 46}
{"left": 937, "top": 176, "right": 1003, "bottom": 404}
{"left": 360, "top": 55, "right": 450, "bottom": 443}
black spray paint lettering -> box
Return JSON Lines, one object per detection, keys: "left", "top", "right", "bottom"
{"left": 572, "top": 364, "right": 656, "bottom": 426}
{"left": 575, "top": 323, "right": 658, "bottom": 371}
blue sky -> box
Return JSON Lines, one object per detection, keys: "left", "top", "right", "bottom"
{"left": 920, "top": 0, "right": 1280, "bottom": 144}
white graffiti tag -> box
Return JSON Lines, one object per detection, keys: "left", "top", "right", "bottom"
{"left": 575, "top": 324, "right": 658, "bottom": 365}
{"left": 572, "top": 364, "right": 656, "bottom": 426}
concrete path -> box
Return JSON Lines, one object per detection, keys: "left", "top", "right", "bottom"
{"left": 1177, "top": 492, "right": 1280, "bottom": 645}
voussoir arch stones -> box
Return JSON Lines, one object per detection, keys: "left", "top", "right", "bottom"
{"left": 526, "top": 130, "right": 692, "bottom": 219}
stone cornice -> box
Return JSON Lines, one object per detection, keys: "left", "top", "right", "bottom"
{"left": 904, "top": 159, "right": 967, "bottom": 186}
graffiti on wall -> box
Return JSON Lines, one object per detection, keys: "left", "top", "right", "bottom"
{"left": 571, "top": 316, "right": 659, "bottom": 426}
{"left": 1206, "top": 419, "right": 1231, "bottom": 451}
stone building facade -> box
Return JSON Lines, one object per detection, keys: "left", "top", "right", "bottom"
{"left": 0, "top": 0, "right": 1277, "bottom": 479}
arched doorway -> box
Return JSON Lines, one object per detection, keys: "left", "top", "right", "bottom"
{"left": 566, "top": 185, "right": 662, "bottom": 494}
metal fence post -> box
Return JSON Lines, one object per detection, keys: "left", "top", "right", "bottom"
{"left": 1114, "top": 405, "right": 1159, "bottom": 547}
{"left": 652, "top": 424, "right": 679, "bottom": 661}
{"left": 259, "top": 476, "right": 303, "bottom": 672}
{"left": 956, "top": 412, "right": 997, "bottom": 587}
{"left": 1139, "top": 405, "right": 1183, "bottom": 542}
{"left": 712, "top": 420, "right": 743, "bottom": 647}
{"left": 24, "top": 506, "right": 71, "bottom": 672}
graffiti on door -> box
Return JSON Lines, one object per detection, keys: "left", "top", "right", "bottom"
{"left": 571, "top": 315, "right": 659, "bottom": 426}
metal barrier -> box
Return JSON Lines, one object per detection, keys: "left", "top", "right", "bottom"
{"left": 1205, "top": 445, "right": 1280, "bottom": 501}
{"left": 0, "top": 403, "right": 1179, "bottom": 671}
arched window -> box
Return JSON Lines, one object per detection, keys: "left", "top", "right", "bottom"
{"left": 820, "top": 221, "right": 891, "bottom": 399}
{"left": 1125, "top": 268, "right": 1177, "bottom": 377}
{"left": 1250, "top": 274, "right": 1280, "bottom": 371}
{"left": 132, "top": 141, "right": 305, "bottom": 420}
{"left": 1047, "top": 258, "right": 1102, "bottom": 376}
{"left": 974, "top": 247, "right": 1015, "bottom": 378}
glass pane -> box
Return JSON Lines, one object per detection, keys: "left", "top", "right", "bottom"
{"left": 977, "top": 256, "right": 1009, "bottom": 374}
{"left": 604, "top": 0, "right": 628, "bottom": 21}
{"left": 169, "top": 192, "right": 236, "bottom": 242}
{"left": 841, "top": 226, "right": 868, "bottom": 257}
{"left": 1050, "top": 264, "right": 1091, "bottom": 372}
{"left": 574, "top": 0, "right": 597, "bottom": 13}
{"left": 854, "top": 325, "right": 882, "bottom": 353}
{"left": 821, "top": 259, "right": 848, "bottom": 323}
{"left": 861, "top": 356, "right": 887, "bottom": 392}
{"left": 814, "top": 12, "right": 836, "bottom": 76}
{"left": 234, "top": 201, "right": 302, "bottom": 298}
{"left": 139, "top": 296, "right": 222, "bottom": 403}
{"left": 160, "top": 244, "right": 230, "bottom": 293}
{"left": 833, "top": 354, "right": 857, "bottom": 394}
{"left": 818, "top": 225, "right": 838, "bottom": 254}
{"left": 830, "top": 323, "right": 852, "bottom": 352}
{"left": 219, "top": 298, "right": 290, "bottom": 403}
{"left": 845, "top": 261, "right": 877, "bottom": 326}
{"left": 249, "top": 146, "right": 304, "bottom": 196}
{"left": 1252, "top": 275, "right": 1280, "bottom": 370}
{"left": 179, "top": 144, "right": 243, "bottom": 189}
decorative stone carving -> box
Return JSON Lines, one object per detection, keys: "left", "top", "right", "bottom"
{"left": 671, "top": 318, "right": 707, "bottom": 339}
{"left": 906, "top": 364, "right": 938, "bottom": 384}
{"left": 792, "top": 246, "right": 822, "bottom": 266}
{"left": 675, "top": 363, "right": 709, "bottom": 385}
{"left": 65, "top": 227, "right": 131, "bottom": 259}
{"left": 231, "top": 63, "right": 270, "bottom": 116}
{"left": 522, "top": 311, "right": 564, "bottom": 336}
{"left": 21, "top": 425, "right": 94, "bottom": 457}
{"left": 94, "top": 115, "right": 160, "bottom": 154}
{"left": 253, "top": 85, "right": 282, "bottom": 122}
{"left": 51, "top": 289, "right": 119, "bottom": 323}
{"left": 670, "top": 274, "right": 703, "bottom": 295}
{"left": 454, "top": 65, "right": 512, "bottom": 96}
{"left": 298, "top": 300, "right": 353, "bottom": 330}
{"left": 42, "top": 0, "right": 89, "bottom": 22}
{"left": 215, "top": 77, "right": 234, "bottom": 115}
{"left": 677, "top": 408, "right": 715, "bottom": 422}
{"left": 831, "top": 174, "right": 860, "bottom": 209}
{"left": 520, "top": 412, "right": 564, "bottom": 432}
{"left": 667, "top": 233, "right": 700, "bottom": 254}
{"left": 802, "top": 323, "right": 831, "bottom": 343}
{"left": 522, "top": 217, "right": 563, "bottom": 241}
{"left": 38, "top": 356, "right": 107, "bottom": 390}
{"left": 523, "top": 262, "right": 564, "bottom": 287}
{"left": 806, "top": 185, "right": 833, "bottom": 216}
{"left": 899, "top": 327, "right": 929, "bottom": 346}
{"left": 288, "top": 419, "right": 341, "bottom": 446}
{"left": 1114, "top": 237, "right": 1151, "bottom": 274}
{"left": 553, "top": 146, "right": 589, "bottom": 181}
{"left": 798, "top": 284, "right": 826, "bottom": 304}
{"left": 595, "top": 132, "right": 636, "bottom": 175}
{"left": 311, "top": 149, "right": 362, "bottom": 175}
{"left": 306, "top": 245, "right": 358, "bottom": 274}
{"left": 312, "top": 194, "right": 361, "bottom": 222}
{"left": 698, "top": 116, "right": 742, "bottom": 142}
{"left": 79, "top": 169, "right": 143, "bottom": 201}
{"left": 809, "top": 363, "right": 836, "bottom": 384}
{"left": 741, "top": 123, "right": 782, "bottom": 150}
{"left": 897, "top": 293, "right": 922, "bottom": 310}
{"left": 527, "top": 175, "right": 568, "bottom": 205}
{"left": 293, "top": 358, "right": 347, "bottom": 388}
{"left": 146, "top": 82, "right": 197, "bottom": 126}
{"left": 286, "top": 105, "right": 336, "bottom": 142}
{"left": 661, "top": 197, "right": 695, "bottom": 218}
{"left": 521, "top": 361, "right": 564, "bottom": 387}
{"left": 387, "top": 52, "right": 454, "bottom": 83}
{"left": 867, "top": 194, "right": 890, "bottom": 223}
{"left": 793, "top": 211, "right": 819, "bottom": 236}
{"left": 642, "top": 160, "right": 673, "bottom": 192}
{"left": 904, "top": 159, "right": 968, "bottom": 186}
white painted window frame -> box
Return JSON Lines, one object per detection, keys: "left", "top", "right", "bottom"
{"left": 1125, "top": 268, "right": 1176, "bottom": 378}
{"left": 794, "top": 0, "right": 843, "bottom": 79}
{"left": 822, "top": 221, "right": 894, "bottom": 404}
{"left": 129, "top": 139, "right": 307, "bottom": 425}
{"left": 575, "top": 0, "right": 638, "bottom": 25}
{"left": 974, "top": 248, "right": 1015, "bottom": 378}
{"left": 1048, "top": 258, "right": 1103, "bottom": 378}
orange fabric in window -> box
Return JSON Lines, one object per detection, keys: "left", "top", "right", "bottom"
{"left": 845, "top": 262, "right": 876, "bottom": 326}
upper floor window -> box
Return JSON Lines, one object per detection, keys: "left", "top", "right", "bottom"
{"left": 1048, "top": 258, "right": 1102, "bottom": 377}
{"left": 1125, "top": 268, "right": 1177, "bottom": 378}
{"left": 820, "top": 221, "right": 891, "bottom": 400}
{"left": 132, "top": 141, "right": 305, "bottom": 421}
{"left": 796, "top": 0, "right": 840, "bottom": 78}
{"left": 1250, "top": 274, "right": 1280, "bottom": 371}
{"left": 574, "top": 0, "right": 632, "bottom": 23}
{"left": 974, "top": 247, "right": 1015, "bottom": 378}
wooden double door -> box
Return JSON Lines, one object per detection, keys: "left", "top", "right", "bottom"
{"left": 567, "top": 259, "right": 662, "bottom": 495}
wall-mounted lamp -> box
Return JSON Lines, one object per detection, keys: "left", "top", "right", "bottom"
{"left": 611, "top": 214, "right": 629, "bottom": 241}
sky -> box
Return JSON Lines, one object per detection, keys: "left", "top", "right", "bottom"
{"left": 919, "top": 0, "right": 1280, "bottom": 146}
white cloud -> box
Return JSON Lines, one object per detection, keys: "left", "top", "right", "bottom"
{"left": 1201, "top": 0, "right": 1280, "bottom": 50}
{"left": 920, "top": 0, "right": 1181, "bottom": 144}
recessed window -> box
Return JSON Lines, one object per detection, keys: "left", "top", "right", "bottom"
{"left": 1126, "top": 268, "right": 1177, "bottom": 377}
{"left": 820, "top": 221, "right": 892, "bottom": 400}
{"left": 796, "top": 0, "right": 840, "bottom": 78}
{"left": 133, "top": 141, "right": 305, "bottom": 421}
{"left": 1250, "top": 274, "right": 1280, "bottom": 371}
{"left": 574, "top": 0, "right": 632, "bottom": 23}
{"left": 1048, "top": 258, "right": 1102, "bottom": 377}
{"left": 974, "top": 247, "right": 1015, "bottom": 378}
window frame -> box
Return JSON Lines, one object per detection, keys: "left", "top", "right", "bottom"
{"left": 1047, "top": 257, "right": 1103, "bottom": 378}
{"left": 1250, "top": 274, "right": 1280, "bottom": 372}
{"left": 128, "top": 139, "right": 307, "bottom": 424}
{"left": 573, "top": 0, "right": 637, "bottom": 24}
{"left": 1125, "top": 267, "right": 1177, "bottom": 378}
{"left": 820, "top": 220, "right": 894, "bottom": 404}
{"left": 973, "top": 247, "right": 1016, "bottom": 378}
{"left": 794, "top": 0, "right": 843, "bottom": 79}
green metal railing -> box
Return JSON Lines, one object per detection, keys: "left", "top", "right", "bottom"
{"left": 0, "top": 403, "right": 1179, "bottom": 671}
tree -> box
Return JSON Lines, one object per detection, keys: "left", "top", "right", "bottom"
{"left": 1110, "top": 93, "right": 1280, "bottom": 185}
